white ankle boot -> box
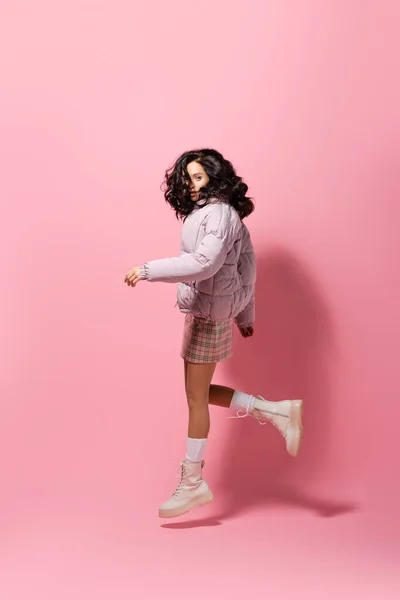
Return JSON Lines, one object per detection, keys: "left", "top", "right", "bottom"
{"left": 254, "top": 397, "right": 303, "bottom": 457}
{"left": 232, "top": 398, "right": 304, "bottom": 457}
{"left": 159, "top": 460, "right": 214, "bottom": 519}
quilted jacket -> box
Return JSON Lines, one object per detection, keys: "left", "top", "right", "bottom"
{"left": 140, "top": 201, "right": 256, "bottom": 327}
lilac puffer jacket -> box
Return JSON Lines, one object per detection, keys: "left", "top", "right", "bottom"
{"left": 140, "top": 202, "right": 256, "bottom": 327}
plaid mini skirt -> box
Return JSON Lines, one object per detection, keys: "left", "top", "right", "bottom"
{"left": 181, "top": 314, "right": 234, "bottom": 364}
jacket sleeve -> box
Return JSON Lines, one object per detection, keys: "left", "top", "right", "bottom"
{"left": 140, "top": 205, "right": 234, "bottom": 284}
{"left": 234, "top": 286, "right": 255, "bottom": 328}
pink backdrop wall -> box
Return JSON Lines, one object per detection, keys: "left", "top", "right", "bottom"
{"left": 1, "top": 1, "right": 399, "bottom": 597}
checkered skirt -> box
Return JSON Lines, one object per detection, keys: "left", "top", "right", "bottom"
{"left": 181, "top": 314, "right": 234, "bottom": 364}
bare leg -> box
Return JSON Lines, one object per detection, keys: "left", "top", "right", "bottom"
{"left": 184, "top": 363, "right": 234, "bottom": 408}
{"left": 208, "top": 385, "right": 235, "bottom": 408}
{"left": 184, "top": 362, "right": 240, "bottom": 409}
{"left": 184, "top": 360, "right": 217, "bottom": 439}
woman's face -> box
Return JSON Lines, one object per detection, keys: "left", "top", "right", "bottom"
{"left": 186, "top": 161, "right": 210, "bottom": 201}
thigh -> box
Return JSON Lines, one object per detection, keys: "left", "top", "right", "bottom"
{"left": 184, "top": 360, "right": 217, "bottom": 402}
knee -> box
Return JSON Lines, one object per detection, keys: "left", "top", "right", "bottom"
{"left": 186, "top": 388, "right": 209, "bottom": 410}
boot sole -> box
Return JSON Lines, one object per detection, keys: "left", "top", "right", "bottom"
{"left": 159, "top": 490, "right": 214, "bottom": 519}
{"left": 288, "top": 399, "right": 304, "bottom": 457}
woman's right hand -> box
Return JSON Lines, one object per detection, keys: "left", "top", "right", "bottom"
{"left": 125, "top": 267, "right": 142, "bottom": 287}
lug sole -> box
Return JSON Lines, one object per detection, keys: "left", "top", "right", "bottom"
{"left": 159, "top": 490, "right": 214, "bottom": 519}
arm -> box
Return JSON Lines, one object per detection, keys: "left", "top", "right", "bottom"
{"left": 140, "top": 233, "right": 227, "bottom": 283}
{"left": 140, "top": 205, "right": 234, "bottom": 284}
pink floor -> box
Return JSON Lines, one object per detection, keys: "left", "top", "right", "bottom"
{"left": 1, "top": 475, "right": 399, "bottom": 599}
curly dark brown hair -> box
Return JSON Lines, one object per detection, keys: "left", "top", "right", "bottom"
{"left": 162, "top": 148, "right": 255, "bottom": 220}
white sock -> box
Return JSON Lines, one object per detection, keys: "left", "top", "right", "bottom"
{"left": 186, "top": 438, "right": 208, "bottom": 463}
{"left": 230, "top": 390, "right": 255, "bottom": 414}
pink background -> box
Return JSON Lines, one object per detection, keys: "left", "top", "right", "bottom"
{"left": 1, "top": 1, "right": 399, "bottom": 597}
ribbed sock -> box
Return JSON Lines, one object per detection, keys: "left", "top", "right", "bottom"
{"left": 230, "top": 390, "right": 256, "bottom": 414}
{"left": 186, "top": 438, "right": 208, "bottom": 463}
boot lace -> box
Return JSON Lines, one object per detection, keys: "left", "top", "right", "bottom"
{"left": 229, "top": 409, "right": 286, "bottom": 436}
{"left": 172, "top": 463, "right": 187, "bottom": 496}
{"left": 228, "top": 409, "right": 268, "bottom": 425}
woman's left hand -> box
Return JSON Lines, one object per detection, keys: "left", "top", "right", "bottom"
{"left": 125, "top": 267, "right": 142, "bottom": 287}
{"left": 239, "top": 326, "right": 254, "bottom": 338}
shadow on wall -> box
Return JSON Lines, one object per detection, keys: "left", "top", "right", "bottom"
{"left": 213, "top": 247, "right": 355, "bottom": 519}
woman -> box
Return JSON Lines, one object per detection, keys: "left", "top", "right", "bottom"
{"left": 125, "top": 148, "right": 303, "bottom": 518}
